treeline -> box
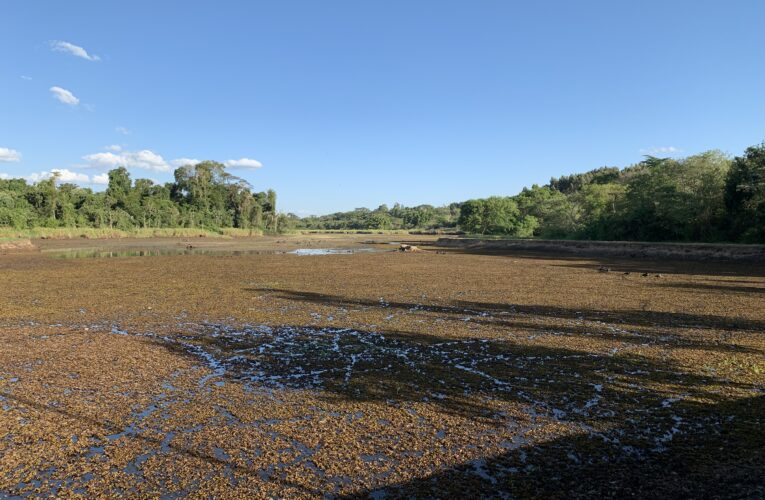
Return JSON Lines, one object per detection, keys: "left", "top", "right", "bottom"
{"left": 0, "top": 161, "right": 280, "bottom": 232}
{"left": 3, "top": 144, "right": 764, "bottom": 242}
{"left": 296, "top": 142, "right": 765, "bottom": 243}
{"left": 458, "top": 143, "right": 765, "bottom": 243}
{"left": 297, "top": 203, "right": 460, "bottom": 231}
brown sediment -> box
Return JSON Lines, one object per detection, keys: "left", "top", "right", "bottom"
{"left": 0, "top": 235, "right": 763, "bottom": 497}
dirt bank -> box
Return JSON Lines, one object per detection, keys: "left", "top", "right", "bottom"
{"left": 433, "top": 237, "right": 765, "bottom": 262}
{"left": 0, "top": 239, "right": 35, "bottom": 252}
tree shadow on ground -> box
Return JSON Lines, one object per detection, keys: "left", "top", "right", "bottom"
{"left": 655, "top": 282, "right": 765, "bottom": 295}
{"left": 152, "top": 312, "right": 757, "bottom": 433}
{"left": 454, "top": 298, "right": 765, "bottom": 334}
{"left": 248, "top": 287, "right": 765, "bottom": 337}
{"left": 150, "top": 315, "right": 764, "bottom": 498}
{"left": 551, "top": 258, "right": 765, "bottom": 278}
{"left": 347, "top": 393, "right": 765, "bottom": 499}
{"left": 159, "top": 324, "right": 745, "bottom": 421}
{"left": 416, "top": 244, "right": 765, "bottom": 278}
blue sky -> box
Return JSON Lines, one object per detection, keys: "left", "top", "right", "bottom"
{"left": 1, "top": 1, "right": 764, "bottom": 215}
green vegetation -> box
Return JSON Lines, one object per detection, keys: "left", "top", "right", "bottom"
{"left": 296, "top": 203, "right": 460, "bottom": 232}
{"left": 2, "top": 144, "right": 764, "bottom": 242}
{"left": 457, "top": 145, "right": 765, "bottom": 242}
{"left": 293, "top": 142, "right": 765, "bottom": 243}
{"left": 0, "top": 161, "right": 280, "bottom": 234}
{"left": 0, "top": 227, "right": 258, "bottom": 240}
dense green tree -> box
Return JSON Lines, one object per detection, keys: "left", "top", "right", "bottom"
{"left": 725, "top": 143, "right": 765, "bottom": 242}
{"left": 550, "top": 167, "right": 621, "bottom": 194}
{"left": 106, "top": 167, "right": 132, "bottom": 207}
{"left": 0, "top": 161, "right": 278, "bottom": 233}
{"left": 458, "top": 197, "right": 531, "bottom": 235}
{"left": 574, "top": 183, "right": 627, "bottom": 240}
{"left": 366, "top": 212, "right": 392, "bottom": 229}
{"left": 0, "top": 180, "right": 33, "bottom": 228}
{"left": 619, "top": 152, "right": 731, "bottom": 241}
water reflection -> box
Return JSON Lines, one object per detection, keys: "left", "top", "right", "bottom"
{"left": 45, "top": 247, "right": 380, "bottom": 259}
{"left": 289, "top": 248, "right": 376, "bottom": 256}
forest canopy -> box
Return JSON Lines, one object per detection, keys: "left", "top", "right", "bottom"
{"left": 0, "top": 161, "right": 280, "bottom": 233}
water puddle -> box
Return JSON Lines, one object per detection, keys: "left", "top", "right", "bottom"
{"left": 2, "top": 318, "right": 726, "bottom": 498}
{"left": 289, "top": 248, "right": 377, "bottom": 256}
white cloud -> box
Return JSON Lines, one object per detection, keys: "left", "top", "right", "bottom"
{"left": 50, "top": 86, "right": 80, "bottom": 106}
{"left": 170, "top": 158, "right": 200, "bottom": 167}
{"left": 224, "top": 158, "right": 263, "bottom": 169}
{"left": 51, "top": 40, "right": 100, "bottom": 61}
{"left": 21, "top": 75, "right": 32, "bottom": 81}
{"left": 27, "top": 168, "right": 91, "bottom": 184}
{"left": 3, "top": 169, "right": 112, "bottom": 186}
{"left": 0, "top": 147, "right": 22, "bottom": 162}
{"left": 640, "top": 146, "right": 682, "bottom": 155}
{"left": 83, "top": 149, "right": 172, "bottom": 172}
{"left": 115, "top": 126, "right": 130, "bottom": 135}
{"left": 92, "top": 173, "right": 110, "bottom": 185}
{"left": 82, "top": 150, "right": 260, "bottom": 174}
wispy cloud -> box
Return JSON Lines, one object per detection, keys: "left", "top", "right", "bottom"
{"left": 170, "top": 158, "right": 200, "bottom": 167}
{"left": 224, "top": 158, "right": 263, "bottom": 169}
{"left": 20, "top": 75, "right": 32, "bottom": 81}
{"left": 115, "top": 126, "right": 130, "bottom": 135}
{"left": 50, "top": 86, "right": 80, "bottom": 106}
{"left": 0, "top": 147, "right": 22, "bottom": 162}
{"left": 51, "top": 40, "right": 100, "bottom": 61}
{"left": 104, "top": 144, "right": 123, "bottom": 152}
{"left": 639, "top": 146, "right": 682, "bottom": 155}
{"left": 83, "top": 149, "right": 172, "bottom": 172}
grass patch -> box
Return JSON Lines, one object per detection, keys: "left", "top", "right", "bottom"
{"left": 0, "top": 227, "right": 267, "bottom": 240}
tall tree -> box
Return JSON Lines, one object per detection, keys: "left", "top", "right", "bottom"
{"left": 725, "top": 143, "right": 765, "bottom": 242}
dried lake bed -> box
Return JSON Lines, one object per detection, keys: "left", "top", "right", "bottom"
{"left": 1, "top": 236, "right": 764, "bottom": 498}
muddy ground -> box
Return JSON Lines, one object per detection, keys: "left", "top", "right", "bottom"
{"left": 1, "top": 236, "right": 763, "bottom": 498}
{"left": 432, "top": 237, "right": 765, "bottom": 262}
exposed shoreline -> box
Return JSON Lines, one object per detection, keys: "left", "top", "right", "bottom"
{"left": 432, "top": 237, "right": 765, "bottom": 262}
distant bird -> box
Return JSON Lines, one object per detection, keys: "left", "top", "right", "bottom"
{"left": 655, "top": 274, "right": 663, "bottom": 278}
{"left": 598, "top": 266, "right": 610, "bottom": 273}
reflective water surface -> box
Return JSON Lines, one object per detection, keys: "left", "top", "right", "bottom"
{"left": 44, "top": 247, "right": 381, "bottom": 259}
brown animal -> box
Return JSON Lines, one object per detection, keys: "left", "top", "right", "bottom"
{"left": 399, "top": 244, "right": 421, "bottom": 253}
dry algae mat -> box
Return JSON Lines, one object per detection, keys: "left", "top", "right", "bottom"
{"left": 1, "top": 238, "right": 764, "bottom": 498}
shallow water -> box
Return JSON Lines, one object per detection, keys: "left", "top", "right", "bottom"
{"left": 44, "top": 247, "right": 380, "bottom": 259}
{"left": 288, "top": 248, "right": 377, "bottom": 256}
